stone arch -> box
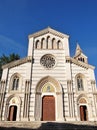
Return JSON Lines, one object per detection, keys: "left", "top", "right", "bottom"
{"left": 75, "top": 73, "right": 86, "bottom": 91}
{"left": 10, "top": 72, "right": 21, "bottom": 79}
{"left": 35, "top": 76, "right": 64, "bottom": 121}
{"left": 75, "top": 73, "right": 85, "bottom": 78}
{"left": 47, "top": 36, "right": 52, "bottom": 49}
{"left": 35, "top": 40, "right": 41, "bottom": 49}
{"left": 41, "top": 38, "right": 46, "bottom": 49}
{"left": 77, "top": 94, "right": 88, "bottom": 104}
{"left": 77, "top": 94, "right": 88, "bottom": 121}
{"left": 57, "top": 40, "right": 63, "bottom": 49}
{"left": 5, "top": 94, "right": 21, "bottom": 121}
{"left": 36, "top": 76, "right": 62, "bottom": 93}
{"left": 75, "top": 73, "right": 85, "bottom": 80}
{"left": 52, "top": 38, "right": 57, "bottom": 49}
{"left": 6, "top": 94, "right": 21, "bottom": 105}
{"left": 9, "top": 73, "right": 22, "bottom": 91}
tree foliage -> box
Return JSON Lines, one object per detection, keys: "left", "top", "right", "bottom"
{"left": 0, "top": 53, "right": 20, "bottom": 80}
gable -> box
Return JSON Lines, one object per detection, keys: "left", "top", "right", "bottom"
{"left": 27, "top": 27, "right": 70, "bottom": 56}
{"left": 28, "top": 27, "right": 69, "bottom": 39}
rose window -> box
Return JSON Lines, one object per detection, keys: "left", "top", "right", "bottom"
{"left": 40, "top": 54, "right": 56, "bottom": 69}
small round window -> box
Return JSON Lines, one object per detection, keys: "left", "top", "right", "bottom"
{"left": 40, "top": 54, "right": 56, "bottom": 69}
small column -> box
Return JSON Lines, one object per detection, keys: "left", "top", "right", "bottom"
{"left": 23, "top": 80, "right": 30, "bottom": 121}
{"left": 4, "top": 103, "right": 9, "bottom": 121}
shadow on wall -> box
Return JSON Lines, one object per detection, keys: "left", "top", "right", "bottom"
{"left": 0, "top": 122, "right": 97, "bottom": 130}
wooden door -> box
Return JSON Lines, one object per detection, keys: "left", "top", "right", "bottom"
{"left": 8, "top": 106, "right": 17, "bottom": 121}
{"left": 80, "top": 106, "right": 87, "bottom": 121}
{"left": 42, "top": 96, "right": 55, "bottom": 121}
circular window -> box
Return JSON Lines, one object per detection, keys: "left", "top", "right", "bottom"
{"left": 40, "top": 54, "right": 56, "bottom": 69}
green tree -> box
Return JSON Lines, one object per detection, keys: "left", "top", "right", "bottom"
{"left": 0, "top": 53, "right": 20, "bottom": 80}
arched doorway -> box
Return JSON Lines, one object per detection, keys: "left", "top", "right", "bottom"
{"left": 8, "top": 105, "right": 17, "bottom": 121}
{"left": 77, "top": 96, "right": 88, "bottom": 121}
{"left": 5, "top": 95, "right": 21, "bottom": 121}
{"left": 42, "top": 96, "right": 55, "bottom": 121}
{"left": 35, "top": 76, "right": 64, "bottom": 121}
{"left": 80, "top": 105, "right": 88, "bottom": 121}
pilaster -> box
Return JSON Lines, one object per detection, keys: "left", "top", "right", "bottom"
{"left": 67, "top": 80, "right": 75, "bottom": 119}
{"left": 23, "top": 80, "right": 30, "bottom": 121}
{"left": 0, "top": 80, "right": 6, "bottom": 121}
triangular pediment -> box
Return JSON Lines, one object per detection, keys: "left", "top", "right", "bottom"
{"left": 28, "top": 27, "right": 69, "bottom": 39}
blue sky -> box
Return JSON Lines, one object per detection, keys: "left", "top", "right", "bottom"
{"left": 0, "top": 0, "right": 97, "bottom": 80}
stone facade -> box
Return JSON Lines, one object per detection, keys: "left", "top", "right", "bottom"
{"left": 0, "top": 27, "right": 97, "bottom": 121}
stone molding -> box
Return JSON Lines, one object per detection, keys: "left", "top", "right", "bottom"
{"left": 36, "top": 76, "right": 62, "bottom": 93}
{"left": 2, "top": 56, "right": 32, "bottom": 69}
{"left": 28, "top": 27, "right": 69, "bottom": 39}
{"left": 66, "top": 56, "right": 95, "bottom": 69}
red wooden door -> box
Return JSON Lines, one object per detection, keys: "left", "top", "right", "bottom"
{"left": 80, "top": 106, "right": 87, "bottom": 121}
{"left": 8, "top": 106, "right": 17, "bottom": 121}
{"left": 42, "top": 96, "right": 55, "bottom": 121}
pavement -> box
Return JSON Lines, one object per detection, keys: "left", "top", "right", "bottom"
{"left": 0, "top": 121, "right": 97, "bottom": 130}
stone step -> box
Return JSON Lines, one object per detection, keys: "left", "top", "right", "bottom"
{"left": 0, "top": 121, "right": 97, "bottom": 130}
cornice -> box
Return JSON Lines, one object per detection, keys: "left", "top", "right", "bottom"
{"left": 28, "top": 27, "right": 69, "bottom": 39}
{"left": 2, "top": 56, "right": 32, "bottom": 69}
{"left": 66, "top": 56, "right": 95, "bottom": 69}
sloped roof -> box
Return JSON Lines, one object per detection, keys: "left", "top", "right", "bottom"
{"left": 2, "top": 56, "right": 32, "bottom": 69}
{"left": 75, "top": 44, "right": 82, "bottom": 56}
{"left": 66, "top": 56, "right": 95, "bottom": 70}
{"left": 28, "top": 27, "right": 69, "bottom": 39}
{"left": 74, "top": 44, "right": 87, "bottom": 59}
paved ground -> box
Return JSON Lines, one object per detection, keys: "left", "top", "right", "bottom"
{"left": 0, "top": 121, "right": 97, "bottom": 130}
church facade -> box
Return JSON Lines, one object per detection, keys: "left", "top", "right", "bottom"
{"left": 0, "top": 27, "right": 97, "bottom": 122}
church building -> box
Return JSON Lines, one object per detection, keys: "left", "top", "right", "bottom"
{"left": 0, "top": 27, "right": 97, "bottom": 122}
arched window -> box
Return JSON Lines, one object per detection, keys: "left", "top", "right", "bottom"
{"left": 77, "top": 76, "right": 84, "bottom": 91}
{"left": 78, "top": 57, "right": 85, "bottom": 63}
{"left": 41, "top": 38, "right": 46, "bottom": 49}
{"left": 82, "top": 58, "right": 85, "bottom": 62}
{"left": 35, "top": 40, "right": 41, "bottom": 49}
{"left": 57, "top": 40, "right": 63, "bottom": 49}
{"left": 12, "top": 76, "right": 19, "bottom": 90}
{"left": 52, "top": 38, "right": 57, "bottom": 49}
{"left": 47, "top": 36, "right": 52, "bottom": 49}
